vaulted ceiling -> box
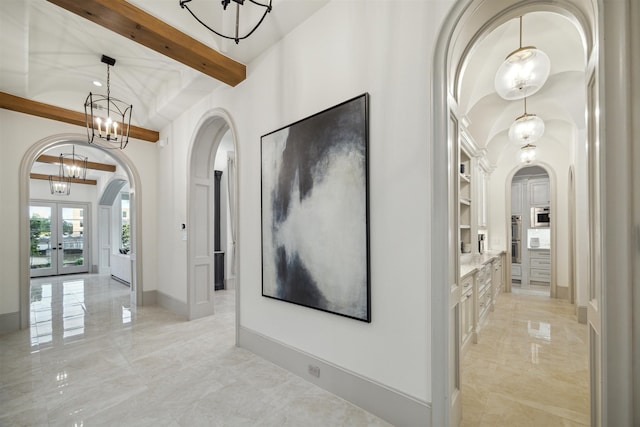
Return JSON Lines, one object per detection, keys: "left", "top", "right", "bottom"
{"left": 457, "top": 12, "right": 586, "bottom": 167}
{"left": 1, "top": 2, "right": 586, "bottom": 175}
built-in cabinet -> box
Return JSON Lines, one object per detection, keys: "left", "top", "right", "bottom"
{"left": 530, "top": 249, "right": 550, "bottom": 283}
{"left": 511, "top": 181, "right": 523, "bottom": 215}
{"left": 529, "top": 179, "right": 550, "bottom": 206}
{"left": 456, "top": 126, "right": 506, "bottom": 356}
{"left": 459, "top": 148, "right": 472, "bottom": 253}
{"left": 460, "top": 253, "right": 506, "bottom": 355}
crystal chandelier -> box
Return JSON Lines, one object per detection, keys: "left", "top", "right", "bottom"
{"left": 85, "top": 55, "right": 132, "bottom": 149}
{"left": 495, "top": 16, "right": 550, "bottom": 100}
{"left": 180, "top": 0, "right": 272, "bottom": 44}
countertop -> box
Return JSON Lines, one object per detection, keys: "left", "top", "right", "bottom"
{"left": 460, "top": 250, "right": 506, "bottom": 278}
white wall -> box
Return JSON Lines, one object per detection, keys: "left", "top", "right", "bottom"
{"left": 155, "top": 0, "right": 453, "bottom": 402}
{"left": 0, "top": 109, "right": 158, "bottom": 315}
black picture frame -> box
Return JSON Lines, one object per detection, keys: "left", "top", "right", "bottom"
{"left": 261, "top": 93, "right": 371, "bottom": 322}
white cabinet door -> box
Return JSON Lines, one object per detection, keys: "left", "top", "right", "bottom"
{"left": 511, "top": 181, "right": 523, "bottom": 214}
{"left": 529, "top": 179, "right": 550, "bottom": 206}
{"left": 478, "top": 170, "right": 488, "bottom": 227}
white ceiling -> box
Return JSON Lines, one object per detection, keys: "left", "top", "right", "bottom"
{"left": 0, "top": 0, "right": 329, "bottom": 130}
{"left": 3, "top": 3, "right": 586, "bottom": 180}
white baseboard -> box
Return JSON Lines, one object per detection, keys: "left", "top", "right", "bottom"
{"left": 0, "top": 312, "right": 20, "bottom": 334}
{"left": 556, "top": 286, "right": 569, "bottom": 300}
{"left": 157, "top": 290, "right": 187, "bottom": 318}
{"left": 577, "top": 305, "right": 587, "bottom": 324}
{"left": 143, "top": 290, "right": 158, "bottom": 305}
{"left": 238, "top": 326, "right": 431, "bottom": 427}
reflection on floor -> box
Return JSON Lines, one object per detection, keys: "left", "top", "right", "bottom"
{"left": 511, "top": 283, "right": 550, "bottom": 297}
{"left": 1, "top": 274, "right": 390, "bottom": 426}
{"left": 460, "top": 292, "right": 589, "bottom": 427}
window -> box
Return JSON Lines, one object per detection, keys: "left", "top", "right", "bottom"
{"left": 120, "top": 193, "right": 130, "bottom": 251}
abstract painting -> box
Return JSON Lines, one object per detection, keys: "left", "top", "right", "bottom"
{"left": 261, "top": 94, "right": 370, "bottom": 322}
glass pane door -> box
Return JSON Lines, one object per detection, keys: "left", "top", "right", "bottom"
{"left": 59, "top": 205, "right": 88, "bottom": 275}
{"left": 30, "top": 202, "right": 90, "bottom": 277}
{"left": 30, "top": 204, "right": 57, "bottom": 277}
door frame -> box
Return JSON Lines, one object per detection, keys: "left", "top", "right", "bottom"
{"left": 19, "top": 134, "right": 145, "bottom": 329}
{"left": 186, "top": 109, "right": 240, "bottom": 337}
{"left": 430, "top": 1, "right": 638, "bottom": 426}
{"left": 29, "top": 200, "right": 91, "bottom": 277}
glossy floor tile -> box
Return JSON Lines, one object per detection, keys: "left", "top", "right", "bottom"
{"left": 1, "top": 275, "right": 391, "bottom": 427}
{"left": 460, "top": 292, "right": 589, "bottom": 427}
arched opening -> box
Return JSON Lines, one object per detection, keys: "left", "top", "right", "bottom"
{"left": 507, "top": 163, "right": 555, "bottom": 297}
{"left": 19, "top": 133, "right": 145, "bottom": 329}
{"left": 431, "top": 1, "right": 600, "bottom": 425}
{"left": 186, "top": 110, "right": 240, "bottom": 336}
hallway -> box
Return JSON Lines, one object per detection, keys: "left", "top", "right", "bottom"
{"left": 0, "top": 275, "right": 389, "bottom": 426}
{"left": 460, "top": 291, "right": 589, "bottom": 426}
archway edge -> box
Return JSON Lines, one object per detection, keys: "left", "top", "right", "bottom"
{"left": 431, "top": 1, "right": 597, "bottom": 425}
{"left": 186, "top": 107, "right": 240, "bottom": 342}
{"left": 19, "top": 133, "right": 144, "bottom": 329}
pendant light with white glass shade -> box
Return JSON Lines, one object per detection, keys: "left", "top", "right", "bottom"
{"left": 519, "top": 143, "right": 537, "bottom": 164}
{"left": 495, "top": 16, "right": 550, "bottom": 100}
{"left": 509, "top": 96, "right": 545, "bottom": 144}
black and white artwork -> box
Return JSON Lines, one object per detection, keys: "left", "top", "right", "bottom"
{"left": 261, "top": 94, "right": 370, "bottom": 322}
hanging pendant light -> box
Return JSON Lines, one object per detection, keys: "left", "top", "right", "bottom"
{"left": 519, "top": 143, "right": 537, "bottom": 164}
{"left": 49, "top": 174, "right": 71, "bottom": 196}
{"left": 180, "top": 0, "right": 272, "bottom": 45}
{"left": 495, "top": 16, "right": 550, "bottom": 100}
{"left": 85, "top": 55, "right": 133, "bottom": 150}
{"left": 60, "top": 145, "right": 88, "bottom": 181}
{"left": 509, "top": 97, "right": 545, "bottom": 144}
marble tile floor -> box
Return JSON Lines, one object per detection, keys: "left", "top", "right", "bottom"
{"left": 1, "top": 274, "right": 391, "bottom": 427}
{"left": 460, "top": 292, "right": 589, "bottom": 427}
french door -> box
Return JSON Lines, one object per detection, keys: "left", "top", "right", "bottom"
{"left": 30, "top": 201, "right": 90, "bottom": 277}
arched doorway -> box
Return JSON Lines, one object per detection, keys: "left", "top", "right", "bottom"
{"left": 186, "top": 109, "right": 240, "bottom": 336}
{"left": 430, "top": 1, "right": 604, "bottom": 426}
{"left": 18, "top": 133, "right": 145, "bottom": 328}
{"left": 507, "top": 164, "right": 555, "bottom": 297}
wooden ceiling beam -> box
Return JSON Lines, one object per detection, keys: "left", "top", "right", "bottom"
{"left": 30, "top": 173, "right": 97, "bottom": 186}
{"left": 36, "top": 154, "right": 117, "bottom": 173}
{"left": 0, "top": 91, "right": 159, "bottom": 143}
{"left": 46, "top": 0, "right": 246, "bottom": 87}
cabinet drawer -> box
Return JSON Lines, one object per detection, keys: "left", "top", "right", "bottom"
{"left": 530, "top": 268, "right": 551, "bottom": 281}
{"left": 512, "top": 264, "right": 522, "bottom": 277}
{"left": 461, "top": 276, "right": 473, "bottom": 291}
{"left": 531, "top": 258, "right": 551, "bottom": 269}
{"left": 530, "top": 250, "right": 550, "bottom": 260}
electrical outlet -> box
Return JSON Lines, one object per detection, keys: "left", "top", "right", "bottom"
{"left": 308, "top": 364, "right": 320, "bottom": 378}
